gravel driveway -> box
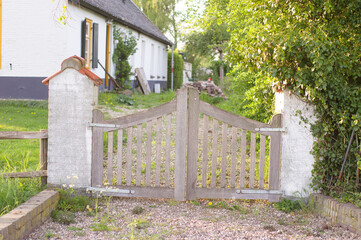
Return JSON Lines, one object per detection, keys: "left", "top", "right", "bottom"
{"left": 27, "top": 197, "right": 359, "bottom": 240}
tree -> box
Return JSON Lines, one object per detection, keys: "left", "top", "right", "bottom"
{"left": 183, "top": 0, "right": 230, "bottom": 84}
{"left": 219, "top": 0, "right": 361, "bottom": 195}
{"left": 133, "top": 0, "right": 177, "bottom": 33}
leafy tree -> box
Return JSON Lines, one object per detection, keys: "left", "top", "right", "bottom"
{"left": 183, "top": 0, "right": 230, "bottom": 84}
{"left": 219, "top": 0, "right": 361, "bottom": 195}
{"left": 133, "top": 0, "right": 177, "bottom": 33}
{"left": 112, "top": 28, "right": 138, "bottom": 89}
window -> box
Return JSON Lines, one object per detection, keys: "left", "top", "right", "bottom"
{"left": 81, "top": 18, "right": 98, "bottom": 69}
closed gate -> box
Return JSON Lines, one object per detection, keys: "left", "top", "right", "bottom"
{"left": 90, "top": 87, "right": 282, "bottom": 201}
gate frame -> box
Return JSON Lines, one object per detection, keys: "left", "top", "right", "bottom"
{"left": 91, "top": 87, "right": 283, "bottom": 201}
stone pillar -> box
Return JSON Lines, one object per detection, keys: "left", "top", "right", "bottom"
{"left": 275, "top": 90, "right": 316, "bottom": 197}
{"left": 43, "top": 56, "right": 102, "bottom": 188}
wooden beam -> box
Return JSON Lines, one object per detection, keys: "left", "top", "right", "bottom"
{"left": 0, "top": 131, "right": 48, "bottom": 139}
{"left": 1, "top": 170, "right": 47, "bottom": 178}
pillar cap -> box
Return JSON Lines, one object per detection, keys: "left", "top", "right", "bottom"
{"left": 42, "top": 56, "right": 103, "bottom": 86}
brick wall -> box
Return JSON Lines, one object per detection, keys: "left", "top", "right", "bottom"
{"left": 313, "top": 193, "right": 361, "bottom": 235}
{"left": 0, "top": 190, "right": 59, "bottom": 240}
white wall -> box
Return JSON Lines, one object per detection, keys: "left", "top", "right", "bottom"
{"left": 275, "top": 90, "right": 316, "bottom": 197}
{"left": 0, "top": 0, "right": 67, "bottom": 77}
{"left": 0, "top": 1, "right": 169, "bottom": 83}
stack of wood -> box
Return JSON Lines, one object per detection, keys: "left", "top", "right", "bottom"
{"left": 185, "top": 80, "right": 227, "bottom": 99}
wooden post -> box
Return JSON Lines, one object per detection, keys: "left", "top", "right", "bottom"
{"left": 174, "top": 87, "right": 188, "bottom": 201}
{"left": 268, "top": 115, "right": 282, "bottom": 202}
{"left": 92, "top": 109, "right": 104, "bottom": 187}
{"left": 40, "top": 129, "right": 48, "bottom": 187}
{"left": 186, "top": 87, "right": 200, "bottom": 200}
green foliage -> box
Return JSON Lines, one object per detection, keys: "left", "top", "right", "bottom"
{"left": 116, "top": 94, "right": 135, "bottom": 106}
{"left": 51, "top": 210, "right": 76, "bottom": 225}
{"left": 212, "top": 0, "right": 361, "bottom": 200}
{"left": 274, "top": 199, "right": 301, "bottom": 213}
{"left": 113, "top": 28, "right": 137, "bottom": 89}
{"left": 133, "top": 0, "right": 177, "bottom": 33}
{"left": 57, "top": 188, "right": 92, "bottom": 213}
{"left": 167, "top": 50, "right": 184, "bottom": 90}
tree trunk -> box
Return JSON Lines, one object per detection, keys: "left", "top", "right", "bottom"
{"left": 219, "top": 50, "right": 224, "bottom": 84}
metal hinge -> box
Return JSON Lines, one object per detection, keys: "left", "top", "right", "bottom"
{"left": 254, "top": 128, "right": 287, "bottom": 132}
{"left": 236, "top": 189, "right": 284, "bottom": 195}
{"left": 88, "top": 123, "right": 121, "bottom": 128}
{"left": 87, "top": 187, "right": 135, "bottom": 195}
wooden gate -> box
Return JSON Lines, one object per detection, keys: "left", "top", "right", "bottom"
{"left": 91, "top": 87, "right": 283, "bottom": 201}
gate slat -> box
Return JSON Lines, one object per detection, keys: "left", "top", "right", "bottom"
{"left": 211, "top": 119, "right": 219, "bottom": 188}
{"left": 146, "top": 121, "right": 152, "bottom": 186}
{"left": 230, "top": 127, "right": 237, "bottom": 188}
{"left": 116, "top": 129, "right": 123, "bottom": 185}
{"left": 107, "top": 131, "right": 113, "bottom": 185}
{"left": 165, "top": 114, "right": 171, "bottom": 187}
{"left": 250, "top": 132, "right": 256, "bottom": 189}
{"left": 221, "top": 123, "right": 228, "bottom": 188}
{"left": 126, "top": 127, "right": 133, "bottom": 186}
{"left": 240, "top": 130, "right": 247, "bottom": 188}
{"left": 136, "top": 124, "right": 142, "bottom": 186}
{"left": 259, "top": 135, "right": 266, "bottom": 189}
{"left": 155, "top": 117, "right": 162, "bottom": 187}
{"left": 202, "top": 115, "right": 209, "bottom": 188}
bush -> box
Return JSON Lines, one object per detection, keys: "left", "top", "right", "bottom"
{"left": 167, "top": 49, "right": 183, "bottom": 90}
{"left": 113, "top": 27, "right": 137, "bottom": 89}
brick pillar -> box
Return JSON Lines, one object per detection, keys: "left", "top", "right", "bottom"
{"left": 275, "top": 90, "right": 316, "bottom": 197}
{"left": 43, "top": 56, "right": 102, "bottom": 188}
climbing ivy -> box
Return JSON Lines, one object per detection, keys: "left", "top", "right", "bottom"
{"left": 113, "top": 27, "right": 138, "bottom": 89}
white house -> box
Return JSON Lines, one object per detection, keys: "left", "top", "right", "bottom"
{"left": 0, "top": 0, "right": 172, "bottom": 99}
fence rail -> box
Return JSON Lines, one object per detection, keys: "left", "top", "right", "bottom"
{"left": 0, "top": 130, "right": 48, "bottom": 186}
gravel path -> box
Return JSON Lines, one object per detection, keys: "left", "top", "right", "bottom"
{"left": 27, "top": 198, "right": 359, "bottom": 240}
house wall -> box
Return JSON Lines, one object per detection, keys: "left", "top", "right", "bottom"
{"left": 0, "top": 0, "right": 169, "bottom": 99}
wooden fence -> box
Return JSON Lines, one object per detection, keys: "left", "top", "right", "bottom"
{"left": 91, "top": 87, "right": 283, "bottom": 201}
{"left": 0, "top": 130, "right": 48, "bottom": 186}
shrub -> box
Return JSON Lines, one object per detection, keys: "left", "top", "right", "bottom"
{"left": 167, "top": 49, "right": 183, "bottom": 90}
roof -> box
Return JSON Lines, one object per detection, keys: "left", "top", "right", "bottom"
{"left": 73, "top": 0, "right": 173, "bottom": 46}
{"left": 42, "top": 56, "right": 103, "bottom": 86}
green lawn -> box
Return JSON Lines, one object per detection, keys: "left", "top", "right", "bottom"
{"left": 0, "top": 100, "right": 48, "bottom": 216}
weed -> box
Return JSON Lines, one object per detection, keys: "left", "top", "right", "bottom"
{"left": 51, "top": 210, "right": 76, "bottom": 225}
{"left": 132, "top": 206, "right": 145, "bottom": 215}
{"left": 116, "top": 94, "right": 136, "bottom": 106}
{"left": 263, "top": 225, "right": 277, "bottom": 232}
{"left": 190, "top": 201, "right": 200, "bottom": 206}
{"left": 274, "top": 198, "right": 302, "bottom": 213}
{"left": 67, "top": 226, "right": 83, "bottom": 231}
{"left": 74, "top": 231, "right": 85, "bottom": 236}
{"left": 91, "top": 220, "right": 112, "bottom": 231}
{"left": 57, "top": 188, "right": 92, "bottom": 213}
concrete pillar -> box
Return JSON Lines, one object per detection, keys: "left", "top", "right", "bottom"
{"left": 275, "top": 90, "right": 316, "bottom": 197}
{"left": 43, "top": 56, "right": 102, "bottom": 188}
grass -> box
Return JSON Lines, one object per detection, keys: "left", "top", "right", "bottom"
{"left": 99, "top": 90, "right": 176, "bottom": 109}
{"left": 0, "top": 100, "right": 48, "bottom": 216}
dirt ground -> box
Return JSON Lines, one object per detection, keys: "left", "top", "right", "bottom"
{"left": 27, "top": 197, "right": 359, "bottom": 240}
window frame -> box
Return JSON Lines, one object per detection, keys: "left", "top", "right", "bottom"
{"left": 84, "top": 18, "right": 93, "bottom": 69}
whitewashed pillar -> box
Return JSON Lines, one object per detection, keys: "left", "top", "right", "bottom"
{"left": 275, "top": 90, "right": 316, "bottom": 197}
{"left": 43, "top": 56, "right": 102, "bottom": 188}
